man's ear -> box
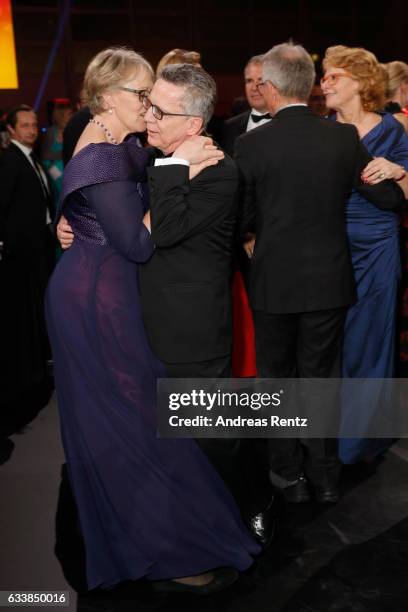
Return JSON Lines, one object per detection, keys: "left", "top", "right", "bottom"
{"left": 264, "top": 81, "right": 279, "bottom": 110}
{"left": 186, "top": 116, "right": 204, "bottom": 136}
{"left": 6, "top": 124, "right": 15, "bottom": 137}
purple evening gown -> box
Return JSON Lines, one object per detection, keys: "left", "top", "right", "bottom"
{"left": 45, "top": 139, "right": 259, "bottom": 590}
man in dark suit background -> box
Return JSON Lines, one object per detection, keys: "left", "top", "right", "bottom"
{"left": 235, "top": 43, "right": 404, "bottom": 503}
{"left": 221, "top": 55, "right": 271, "bottom": 156}
{"left": 221, "top": 55, "right": 273, "bottom": 289}
{"left": 0, "top": 104, "right": 54, "bottom": 425}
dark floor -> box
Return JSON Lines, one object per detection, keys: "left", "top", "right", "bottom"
{"left": 1, "top": 395, "right": 408, "bottom": 612}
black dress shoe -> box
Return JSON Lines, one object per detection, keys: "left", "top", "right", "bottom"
{"left": 314, "top": 485, "right": 340, "bottom": 504}
{"left": 151, "top": 567, "right": 239, "bottom": 596}
{"left": 280, "top": 474, "right": 311, "bottom": 503}
{"left": 249, "top": 497, "right": 277, "bottom": 550}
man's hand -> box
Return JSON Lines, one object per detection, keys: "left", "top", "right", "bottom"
{"left": 243, "top": 233, "right": 256, "bottom": 258}
{"left": 173, "top": 135, "right": 224, "bottom": 165}
{"left": 143, "top": 210, "right": 151, "bottom": 233}
{"left": 57, "top": 215, "right": 74, "bottom": 249}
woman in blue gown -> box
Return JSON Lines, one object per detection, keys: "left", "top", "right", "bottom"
{"left": 322, "top": 46, "right": 408, "bottom": 464}
{"left": 45, "top": 47, "right": 259, "bottom": 592}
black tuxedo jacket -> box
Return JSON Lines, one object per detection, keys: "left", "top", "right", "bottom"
{"left": 220, "top": 111, "right": 250, "bottom": 156}
{"left": 235, "top": 106, "right": 404, "bottom": 314}
{"left": 138, "top": 157, "right": 238, "bottom": 364}
{"left": 62, "top": 107, "right": 92, "bottom": 166}
{"left": 0, "top": 143, "right": 52, "bottom": 259}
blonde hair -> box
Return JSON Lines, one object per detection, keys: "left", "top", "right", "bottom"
{"left": 323, "top": 45, "right": 385, "bottom": 111}
{"left": 156, "top": 48, "right": 201, "bottom": 77}
{"left": 383, "top": 60, "right": 408, "bottom": 99}
{"left": 83, "top": 47, "right": 154, "bottom": 114}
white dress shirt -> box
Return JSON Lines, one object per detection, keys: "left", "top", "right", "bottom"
{"left": 246, "top": 108, "right": 272, "bottom": 132}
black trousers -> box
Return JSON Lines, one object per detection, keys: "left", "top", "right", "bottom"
{"left": 253, "top": 308, "right": 346, "bottom": 486}
{"left": 164, "top": 355, "right": 273, "bottom": 521}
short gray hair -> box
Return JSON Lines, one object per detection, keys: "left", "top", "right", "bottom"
{"left": 245, "top": 54, "right": 265, "bottom": 71}
{"left": 160, "top": 63, "right": 216, "bottom": 128}
{"left": 262, "top": 43, "right": 315, "bottom": 101}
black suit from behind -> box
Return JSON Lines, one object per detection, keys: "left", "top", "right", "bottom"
{"left": 235, "top": 106, "right": 404, "bottom": 484}
{"left": 237, "top": 106, "right": 403, "bottom": 314}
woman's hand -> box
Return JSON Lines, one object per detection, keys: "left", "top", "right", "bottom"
{"left": 361, "top": 157, "right": 406, "bottom": 184}
{"left": 189, "top": 158, "right": 222, "bottom": 180}
{"left": 143, "top": 210, "right": 151, "bottom": 233}
{"left": 173, "top": 135, "right": 225, "bottom": 180}
{"left": 243, "top": 233, "right": 256, "bottom": 259}
{"left": 57, "top": 215, "right": 74, "bottom": 249}
{"left": 173, "top": 135, "right": 224, "bottom": 165}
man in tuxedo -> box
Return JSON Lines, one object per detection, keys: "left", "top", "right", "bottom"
{"left": 140, "top": 65, "right": 236, "bottom": 378}
{"left": 221, "top": 55, "right": 272, "bottom": 288}
{"left": 0, "top": 105, "right": 54, "bottom": 417}
{"left": 142, "top": 64, "right": 273, "bottom": 535}
{"left": 235, "top": 43, "right": 405, "bottom": 503}
{"left": 221, "top": 55, "right": 271, "bottom": 156}
{"left": 58, "top": 64, "right": 274, "bottom": 543}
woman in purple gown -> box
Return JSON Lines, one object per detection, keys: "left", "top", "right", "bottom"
{"left": 45, "top": 47, "right": 259, "bottom": 593}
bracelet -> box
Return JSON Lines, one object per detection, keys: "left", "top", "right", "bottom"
{"left": 395, "top": 167, "right": 406, "bottom": 181}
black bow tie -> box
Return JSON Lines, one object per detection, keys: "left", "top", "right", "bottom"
{"left": 251, "top": 113, "right": 271, "bottom": 123}
{"left": 153, "top": 148, "right": 172, "bottom": 159}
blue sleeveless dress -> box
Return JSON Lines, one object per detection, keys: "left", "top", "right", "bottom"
{"left": 339, "top": 114, "right": 408, "bottom": 463}
{"left": 45, "top": 139, "right": 259, "bottom": 589}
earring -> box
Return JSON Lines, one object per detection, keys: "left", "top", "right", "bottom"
{"left": 108, "top": 108, "right": 113, "bottom": 114}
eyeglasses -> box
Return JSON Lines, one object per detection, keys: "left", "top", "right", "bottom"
{"left": 256, "top": 80, "right": 273, "bottom": 93}
{"left": 256, "top": 81, "right": 268, "bottom": 91}
{"left": 118, "top": 87, "right": 150, "bottom": 103}
{"left": 320, "top": 71, "right": 354, "bottom": 87}
{"left": 142, "top": 96, "right": 199, "bottom": 120}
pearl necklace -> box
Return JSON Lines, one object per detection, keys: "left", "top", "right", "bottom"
{"left": 89, "top": 118, "right": 118, "bottom": 144}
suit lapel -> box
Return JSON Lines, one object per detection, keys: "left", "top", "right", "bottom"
{"left": 10, "top": 143, "right": 54, "bottom": 219}
{"left": 10, "top": 142, "right": 49, "bottom": 189}
{"left": 240, "top": 111, "right": 250, "bottom": 136}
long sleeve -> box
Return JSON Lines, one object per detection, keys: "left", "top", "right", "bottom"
{"left": 147, "top": 162, "right": 238, "bottom": 247}
{"left": 234, "top": 135, "right": 256, "bottom": 238}
{"left": 82, "top": 181, "right": 154, "bottom": 263}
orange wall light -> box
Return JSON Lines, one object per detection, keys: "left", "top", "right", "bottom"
{"left": 0, "top": 0, "right": 18, "bottom": 88}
